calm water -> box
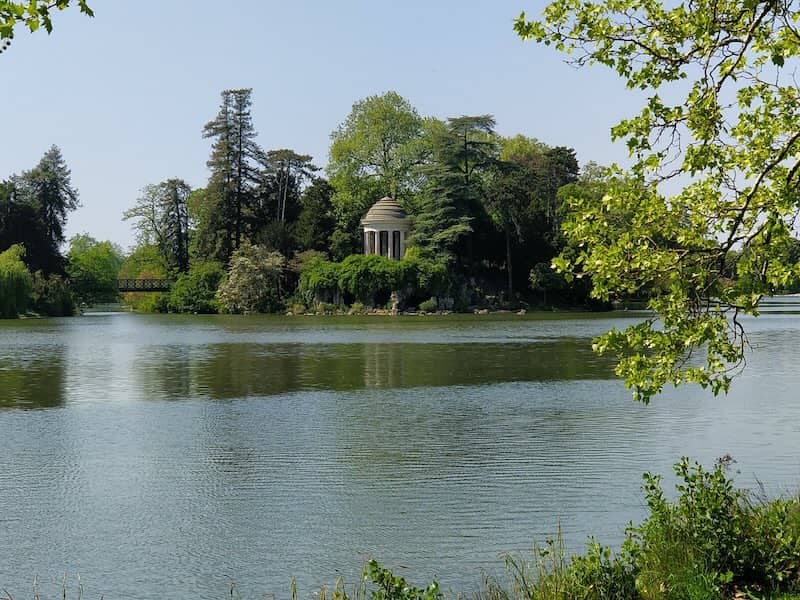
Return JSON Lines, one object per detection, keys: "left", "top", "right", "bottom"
{"left": 1, "top": 310, "right": 799, "bottom": 598}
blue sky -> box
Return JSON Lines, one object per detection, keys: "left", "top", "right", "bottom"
{"left": 1, "top": 1, "right": 641, "bottom": 249}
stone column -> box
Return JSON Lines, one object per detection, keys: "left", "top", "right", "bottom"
{"left": 388, "top": 229, "right": 395, "bottom": 259}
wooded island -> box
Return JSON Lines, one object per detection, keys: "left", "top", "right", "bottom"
{"left": 1, "top": 89, "right": 614, "bottom": 317}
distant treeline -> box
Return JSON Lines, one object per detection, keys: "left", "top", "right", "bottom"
{"left": 1, "top": 89, "right": 646, "bottom": 317}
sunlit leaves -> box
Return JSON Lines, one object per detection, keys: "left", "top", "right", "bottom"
{"left": 0, "top": 0, "right": 93, "bottom": 40}
{"left": 519, "top": 0, "right": 800, "bottom": 400}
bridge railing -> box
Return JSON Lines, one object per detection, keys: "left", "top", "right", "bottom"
{"left": 117, "top": 279, "right": 173, "bottom": 292}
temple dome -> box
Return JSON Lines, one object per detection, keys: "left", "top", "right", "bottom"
{"left": 362, "top": 197, "right": 408, "bottom": 224}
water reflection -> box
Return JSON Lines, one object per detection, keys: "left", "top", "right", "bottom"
{"left": 0, "top": 345, "right": 65, "bottom": 408}
{"left": 1, "top": 314, "right": 800, "bottom": 600}
{"left": 130, "top": 339, "right": 616, "bottom": 402}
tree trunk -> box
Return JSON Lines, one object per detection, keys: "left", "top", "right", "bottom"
{"left": 506, "top": 228, "right": 513, "bottom": 298}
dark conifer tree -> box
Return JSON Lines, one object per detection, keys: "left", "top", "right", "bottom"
{"left": 202, "top": 88, "right": 264, "bottom": 262}
{"left": 6, "top": 146, "right": 79, "bottom": 274}
{"left": 295, "top": 178, "right": 336, "bottom": 253}
{"left": 161, "top": 179, "right": 191, "bottom": 273}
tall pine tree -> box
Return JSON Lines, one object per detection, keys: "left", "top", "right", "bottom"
{"left": 12, "top": 146, "right": 79, "bottom": 274}
{"left": 202, "top": 88, "right": 264, "bottom": 263}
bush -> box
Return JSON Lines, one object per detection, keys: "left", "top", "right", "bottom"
{"left": 298, "top": 254, "right": 341, "bottom": 304}
{"left": 488, "top": 458, "right": 800, "bottom": 600}
{"left": 216, "top": 243, "right": 286, "bottom": 314}
{"left": 418, "top": 297, "right": 437, "bottom": 313}
{"left": 0, "top": 244, "right": 33, "bottom": 318}
{"left": 124, "top": 292, "right": 169, "bottom": 313}
{"left": 349, "top": 301, "right": 366, "bottom": 314}
{"left": 309, "top": 560, "right": 441, "bottom": 600}
{"left": 168, "top": 262, "right": 224, "bottom": 313}
{"left": 299, "top": 254, "right": 419, "bottom": 307}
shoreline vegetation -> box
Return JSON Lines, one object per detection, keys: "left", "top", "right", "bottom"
{"left": 0, "top": 88, "right": 624, "bottom": 321}
{"left": 11, "top": 459, "right": 800, "bottom": 600}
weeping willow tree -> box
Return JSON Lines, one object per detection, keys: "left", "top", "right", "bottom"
{"left": 0, "top": 244, "right": 33, "bottom": 318}
{"left": 517, "top": 0, "right": 800, "bottom": 401}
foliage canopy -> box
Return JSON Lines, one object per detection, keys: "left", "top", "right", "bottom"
{"left": 0, "top": 0, "right": 92, "bottom": 41}
{"left": 516, "top": 0, "right": 800, "bottom": 400}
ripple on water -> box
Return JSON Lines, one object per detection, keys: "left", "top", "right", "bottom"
{"left": 0, "top": 314, "right": 799, "bottom": 599}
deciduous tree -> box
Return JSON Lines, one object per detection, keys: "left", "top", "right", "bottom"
{"left": 0, "top": 0, "right": 93, "bottom": 46}
{"left": 124, "top": 178, "right": 191, "bottom": 273}
{"left": 516, "top": 0, "right": 800, "bottom": 400}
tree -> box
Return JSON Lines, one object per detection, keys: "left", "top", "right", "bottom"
{"left": 410, "top": 115, "right": 498, "bottom": 268}
{"left": 124, "top": 178, "right": 191, "bottom": 273}
{"left": 446, "top": 115, "right": 497, "bottom": 188}
{"left": 327, "top": 92, "right": 426, "bottom": 254}
{"left": 160, "top": 179, "right": 191, "bottom": 273}
{"left": 216, "top": 243, "right": 286, "bottom": 314}
{"left": 263, "top": 149, "right": 318, "bottom": 223}
{"left": 0, "top": 244, "right": 32, "bottom": 317}
{"left": 0, "top": 178, "right": 50, "bottom": 272}
{"left": 516, "top": 0, "right": 800, "bottom": 400}
{"left": 295, "top": 178, "right": 336, "bottom": 253}
{"left": 484, "top": 160, "right": 533, "bottom": 296}
{"left": 407, "top": 163, "right": 473, "bottom": 265}
{"left": 14, "top": 145, "right": 79, "bottom": 274}
{"left": 0, "top": 1, "right": 93, "bottom": 45}
{"left": 202, "top": 88, "right": 264, "bottom": 262}
{"left": 168, "top": 262, "right": 225, "bottom": 314}
{"left": 66, "top": 234, "right": 123, "bottom": 305}
{"left": 329, "top": 91, "right": 425, "bottom": 199}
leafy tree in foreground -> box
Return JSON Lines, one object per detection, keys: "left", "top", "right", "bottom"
{"left": 516, "top": 0, "right": 800, "bottom": 401}
{"left": 0, "top": 0, "right": 92, "bottom": 42}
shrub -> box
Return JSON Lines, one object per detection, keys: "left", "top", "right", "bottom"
{"left": 298, "top": 255, "right": 341, "bottom": 304}
{"left": 418, "top": 297, "right": 437, "bottom": 313}
{"left": 349, "top": 301, "right": 366, "bottom": 314}
{"left": 488, "top": 458, "right": 800, "bottom": 600}
{"left": 216, "top": 243, "right": 286, "bottom": 314}
{"left": 168, "top": 262, "right": 224, "bottom": 313}
{"left": 300, "top": 254, "right": 415, "bottom": 307}
{"left": 124, "top": 292, "right": 169, "bottom": 313}
{"left": 367, "top": 559, "right": 441, "bottom": 600}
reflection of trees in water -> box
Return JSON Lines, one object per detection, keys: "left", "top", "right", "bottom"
{"left": 131, "top": 345, "right": 198, "bottom": 401}
{"left": 0, "top": 347, "right": 66, "bottom": 409}
{"left": 131, "top": 338, "right": 617, "bottom": 402}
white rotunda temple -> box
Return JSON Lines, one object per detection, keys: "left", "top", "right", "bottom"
{"left": 361, "top": 197, "right": 410, "bottom": 260}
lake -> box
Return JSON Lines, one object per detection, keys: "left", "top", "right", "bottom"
{"left": 1, "top": 309, "right": 799, "bottom": 599}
